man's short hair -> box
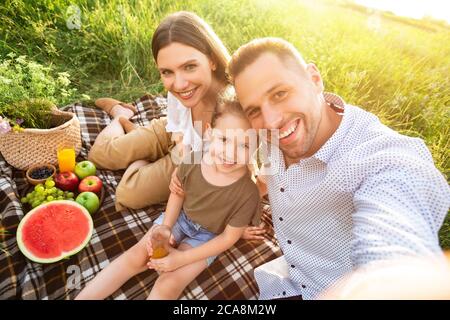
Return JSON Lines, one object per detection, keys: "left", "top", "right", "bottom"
{"left": 227, "top": 37, "right": 307, "bottom": 83}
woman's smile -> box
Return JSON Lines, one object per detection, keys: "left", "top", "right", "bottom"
{"left": 176, "top": 86, "right": 199, "bottom": 100}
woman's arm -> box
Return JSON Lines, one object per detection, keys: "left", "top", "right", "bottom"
{"left": 162, "top": 191, "right": 184, "bottom": 228}
{"left": 169, "top": 167, "right": 185, "bottom": 196}
{"left": 255, "top": 175, "right": 267, "bottom": 198}
{"left": 150, "top": 224, "right": 245, "bottom": 272}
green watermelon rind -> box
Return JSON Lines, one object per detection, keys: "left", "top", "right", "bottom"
{"left": 16, "top": 200, "right": 94, "bottom": 264}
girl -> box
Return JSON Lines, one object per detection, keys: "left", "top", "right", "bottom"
{"left": 76, "top": 96, "right": 261, "bottom": 299}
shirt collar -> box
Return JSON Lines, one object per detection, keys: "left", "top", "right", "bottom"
{"left": 313, "top": 92, "right": 353, "bottom": 164}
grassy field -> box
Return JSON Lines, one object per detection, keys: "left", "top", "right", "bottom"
{"left": 0, "top": 0, "right": 449, "bottom": 247}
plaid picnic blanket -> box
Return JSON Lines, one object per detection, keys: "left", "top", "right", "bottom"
{"left": 0, "top": 94, "right": 282, "bottom": 300}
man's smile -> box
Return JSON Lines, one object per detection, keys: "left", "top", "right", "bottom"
{"left": 278, "top": 118, "right": 301, "bottom": 146}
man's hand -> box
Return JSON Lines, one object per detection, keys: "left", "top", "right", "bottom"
{"left": 169, "top": 167, "right": 184, "bottom": 196}
{"left": 147, "top": 249, "right": 185, "bottom": 272}
{"left": 242, "top": 222, "right": 266, "bottom": 241}
{"left": 319, "top": 254, "right": 450, "bottom": 299}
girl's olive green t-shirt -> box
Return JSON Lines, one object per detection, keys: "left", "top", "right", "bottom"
{"left": 177, "top": 158, "right": 261, "bottom": 234}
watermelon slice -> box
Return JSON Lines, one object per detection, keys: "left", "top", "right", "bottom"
{"left": 16, "top": 200, "right": 93, "bottom": 263}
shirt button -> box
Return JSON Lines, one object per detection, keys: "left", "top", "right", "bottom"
{"left": 282, "top": 291, "right": 286, "bottom": 296}
{"left": 280, "top": 187, "right": 285, "bottom": 192}
{"left": 287, "top": 240, "right": 292, "bottom": 244}
{"left": 279, "top": 217, "right": 283, "bottom": 221}
{"left": 291, "top": 265, "right": 295, "bottom": 268}
{"left": 302, "top": 285, "right": 306, "bottom": 289}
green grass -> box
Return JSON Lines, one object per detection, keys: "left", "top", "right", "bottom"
{"left": 0, "top": 0, "right": 448, "bottom": 247}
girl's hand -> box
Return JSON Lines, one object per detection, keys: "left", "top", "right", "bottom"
{"left": 241, "top": 222, "right": 266, "bottom": 241}
{"left": 169, "top": 234, "right": 176, "bottom": 247}
{"left": 147, "top": 249, "right": 185, "bottom": 272}
{"left": 144, "top": 225, "right": 176, "bottom": 258}
{"left": 144, "top": 228, "right": 155, "bottom": 257}
{"left": 169, "top": 167, "right": 185, "bottom": 196}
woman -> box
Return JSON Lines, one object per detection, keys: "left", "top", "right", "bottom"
{"left": 88, "top": 11, "right": 229, "bottom": 211}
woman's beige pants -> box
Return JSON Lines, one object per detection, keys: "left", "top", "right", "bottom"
{"left": 88, "top": 117, "right": 182, "bottom": 211}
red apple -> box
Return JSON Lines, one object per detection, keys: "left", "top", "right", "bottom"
{"left": 78, "top": 176, "right": 103, "bottom": 194}
{"left": 54, "top": 171, "right": 79, "bottom": 192}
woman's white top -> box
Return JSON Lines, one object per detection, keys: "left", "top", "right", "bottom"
{"left": 165, "top": 92, "right": 204, "bottom": 153}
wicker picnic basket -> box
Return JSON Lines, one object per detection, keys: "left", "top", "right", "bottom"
{"left": 0, "top": 106, "right": 81, "bottom": 171}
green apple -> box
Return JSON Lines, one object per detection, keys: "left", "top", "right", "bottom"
{"left": 76, "top": 191, "right": 100, "bottom": 215}
{"left": 74, "top": 160, "right": 96, "bottom": 179}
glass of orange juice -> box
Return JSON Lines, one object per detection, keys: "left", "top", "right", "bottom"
{"left": 150, "top": 225, "right": 171, "bottom": 259}
{"left": 57, "top": 145, "right": 76, "bottom": 173}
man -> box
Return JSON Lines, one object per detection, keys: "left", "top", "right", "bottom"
{"left": 228, "top": 37, "right": 450, "bottom": 299}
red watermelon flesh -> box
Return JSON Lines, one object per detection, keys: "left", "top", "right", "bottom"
{"left": 17, "top": 201, "right": 93, "bottom": 263}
